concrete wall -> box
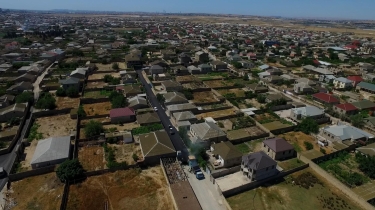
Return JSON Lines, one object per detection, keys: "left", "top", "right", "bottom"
{"left": 8, "top": 165, "right": 55, "bottom": 182}
{"left": 80, "top": 97, "right": 110, "bottom": 104}
{"left": 33, "top": 108, "right": 71, "bottom": 118}
{"left": 211, "top": 165, "right": 241, "bottom": 178}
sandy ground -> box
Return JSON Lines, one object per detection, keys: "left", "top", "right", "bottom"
{"left": 78, "top": 146, "right": 106, "bottom": 171}
{"left": 109, "top": 143, "right": 142, "bottom": 165}
{"left": 36, "top": 114, "right": 77, "bottom": 138}
{"left": 193, "top": 91, "right": 219, "bottom": 103}
{"left": 19, "top": 140, "right": 38, "bottom": 172}
{"left": 88, "top": 72, "right": 120, "bottom": 80}
{"left": 54, "top": 96, "right": 80, "bottom": 110}
{"left": 3, "top": 173, "right": 64, "bottom": 210}
{"left": 67, "top": 166, "right": 174, "bottom": 210}
{"left": 86, "top": 81, "right": 107, "bottom": 89}
{"left": 83, "top": 102, "right": 112, "bottom": 116}
{"left": 279, "top": 131, "right": 333, "bottom": 154}
{"left": 103, "top": 123, "right": 140, "bottom": 132}
{"left": 196, "top": 108, "right": 238, "bottom": 119}
{"left": 96, "top": 63, "right": 114, "bottom": 71}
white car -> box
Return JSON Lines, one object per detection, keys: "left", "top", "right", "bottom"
{"left": 153, "top": 107, "right": 158, "bottom": 111}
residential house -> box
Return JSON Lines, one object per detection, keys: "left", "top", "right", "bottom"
{"left": 241, "top": 151, "right": 278, "bottom": 182}
{"left": 0, "top": 103, "right": 27, "bottom": 123}
{"left": 347, "top": 76, "right": 363, "bottom": 87}
{"left": 333, "top": 77, "right": 353, "bottom": 90}
{"left": 149, "top": 60, "right": 168, "bottom": 68}
{"left": 122, "top": 74, "right": 137, "bottom": 84}
{"left": 190, "top": 122, "right": 227, "bottom": 147}
{"left": 122, "top": 85, "right": 142, "bottom": 97}
{"left": 136, "top": 112, "right": 160, "bottom": 125}
{"left": 0, "top": 94, "right": 15, "bottom": 108}
{"left": 356, "top": 82, "right": 375, "bottom": 93}
{"left": 228, "top": 54, "right": 241, "bottom": 62}
{"left": 266, "top": 75, "right": 283, "bottom": 84}
{"left": 293, "top": 82, "right": 313, "bottom": 94}
{"left": 333, "top": 103, "right": 358, "bottom": 115}
{"left": 362, "top": 73, "right": 375, "bottom": 82}
{"left": 320, "top": 124, "right": 374, "bottom": 144}
{"left": 139, "top": 130, "right": 176, "bottom": 165}
{"left": 173, "top": 111, "right": 197, "bottom": 123}
{"left": 195, "top": 51, "right": 209, "bottom": 63}
{"left": 198, "top": 64, "right": 212, "bottom": 74}
{"left": 59, "top": 77, "right": 80, "bottom": 91}
{"left": 30, "top": 136, "right": 71, "bottom": 169}
{"left": 161, "top": 49, "right": 176, "bottom": 60}
{"left": 265, "top": 94, "right": 292, "bottom": 104}
{"left": 161, "top": 80, "right": 183, "bottom": 92}
{"left": 163, "top": 92, "right": 188, "bottom": 106}
{"left": 351, "top": 100, "right": 375, "bottom": 111}
{"left": 290, "top": 106, "right": 325, "bottom": 121}
{"left": 364, "top": 117, "right": 375, "bottom": 128}
{"left": 210, "top": 141, "right": 242, "bottom": 168}
{"left": 13, "top": 73, "right": 36, "bottom": 83}
{"left": 303, "top": 65, "right": 334, "bottom": 75}
{"left": 267, "top": 68, "right": 283, "bottom": 76}
{"left": 178, "top": 53, "right": 191, "bottom": 66}
{"left": 312, "top": 93, "right": 339, "bottom": 105}
{"left": 167, "top": 103, "right": 198, "bottom": 115}
{"left": 125, "top": 54, "right": 142, "bottom": 69}
{"left": 319, "top": 75, "right": 336, "bottom": 84}
{"left": 187, "top": 65, "right": 201, "bottom": 74}
{"left": 40, "top": 49, "right": 65, "bottom": 62}
{"left": 172, "top": 65, "right": 189, "bottom": 75}
{"left": 109, "top": 107, "right": 135, "bottom": 124}
{"left": 7, "top": 82, "right": 33, "bottom": 94}
{"left": 262, "top": 138, "right": 295, "bottom": 160}
{"left": 70, "top": 69, "right": 86, "bottom": 79}
{"left": 239, "top": 60, "right": 254, "bottom": 69}
{"left": 356, "top": 143, "right": 375, "bottom": 157}
{"left": 128, "top": 96, "right": 148, "bottom": 110}
{"left": 150, "top": 65, "right": 164, "bottom": 75}
{"left": 259, "top": 64, "right": 270, "bottom": 71}
{"left": 211, "top": 60, "right": 227, "bottom": 71}
{"left": 247, "top": 83, "right": 268, "bottom": 93}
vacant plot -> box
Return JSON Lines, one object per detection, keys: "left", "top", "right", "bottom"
{"left": 217, "top": 88, "right": 246, "bottom": 98}
{"left": 81, "top": 117, "right": 111, "bottom": 126}
{"left": 83, "top": 102, "right": 112, "bottom": 116}
{"left": 67, "top": 166, "right": 174, "bottom": 210}
{"left": 36, "top": 114, "right": 76, "bottom": 138}
{"left": 109, "top": 143, "right": 142, "bottom": 165}
{"left": 55, "top": 96, "right": 80, "bottom": 110}
{"left": 254, "top": 113, "right": 279, "bottom": 124}
{"left": 196, "top": 108, "right": 238, "bottom": 120}
{"left": 79, "top": 146, "right": 106, "bottom": 171}
{"left": 279, "top": 131, "right": 333, "bottom": 154}
{"left": 278, "top": 158, "right": 306, "bottom": 171}
{"left": 4, "top": 173, "right": 64, "bottom": 210}
{"left": 88, "top": 72, "right": 120, "bottom": 81}
{"left": 86, "top": 81, "right": 107, "bottom": 89}
{"left": 227, "top": 168, "right": 362, "bottom": 210}
{"left": 103, "top": 123, "right": 139, "bottom": 132}
{"left": 204, "top": 80, "right": 235, "bottom": 89}
{"left": 175, "top": 75, "right": 198, "bottom": 83}
{"left": 84, "top": 90, "right": 113, "bottom": 99}
{"left": 96, "top": 63, "right": 114, "bottom": 71}
{"left": 192, "top": 91, "right": 219, "bottom": 103}
{"left": 235, "top": 143, "right": 250, "bottom": 154}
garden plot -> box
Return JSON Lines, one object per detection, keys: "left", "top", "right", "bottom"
{"left": 86, "top": 81, "right": 107, "bottom": 89}
{"left": 67, "top": 166, "right": 174, "bottom": 210}
{"left": 83, "top": 90, "right": 112, "bottom": 99}
{"left": 196, "top": 108, "right": 238, "bottom": 120}
{"left": 81, "top": 117, "right": 111, "bottom": 126}
{"left": 54, "top": 96, "right": 80, "bottom": 110}
{"left": 204, "top": 80, "right": 235, "bottom": 89}
{"left": 108, "top": 143, "right": 142, "bottom": 165}
{"left": 88, "top": 72, "right": 120, "bottom": 81}
{"left": 279, "top": 131, "right": 333, "bottom": 154}
{"left": 103, "top": 123, "right": 139, "bottom": 132}
{"left": 83, "top": 101, "right": 112, "bottom": 116}
{"left": 217, "top": 88, "right": 246, "bottom": 98}
{"left": 96, "top": 63, "right": 114, "bottom": 71}
{"left": 4, "top": 173, "right": 64, "bottom": 210}
{"left": 227, "top": 168, "right": 362, "bottom": 210}
{"left": 192, "top": 91, "right": 219, "bottom": 104}
{"left": 175, "top": 75, "right": 198, "bottom": 83}
{"left": 254, "top": 113, "right": 280, "bottom": 124}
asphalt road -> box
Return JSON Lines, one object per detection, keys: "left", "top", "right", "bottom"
{"left": 137, "top": 70, "right": 189, "bottom": 160}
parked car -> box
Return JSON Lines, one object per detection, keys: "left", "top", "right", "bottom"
{"left": 153, "top": 107, "right": 158, "bottom": 111}
{"left": 196, "top": 171, "right": 205, "bottom": 180}
{"left": 0, "top": 167, "right": 6, "bottom": 177}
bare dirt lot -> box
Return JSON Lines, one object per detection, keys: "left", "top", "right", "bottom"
{"left": 67, "top": 166, "right": 174, "bottom": 210}
{"left": 192, "top": 91, "right": 219, "bottom": 103}
{"left": 36, "top": 114, "right": 76, "bottom": 138}
{"left": 103, "top": 123, "right": 139, "bottom": 132}
{"left": 109, "top": 143, "right": 142, "bottom": 165}
{"left": 96, "top": 63, "right": 115, "bottom": 71}
{"left": 81, "top": 117, "right": 111, "bottom": 126}
{"left": 79, "top": 146, "right": 106, "bottom": 171}
{"left": 279, "top": 131, "right": 333, "bottom": 154}
{"left": 88, "top": 72, "right": 120, "bottom": 81}
{"left": 83, "top": 102, "right": 112, "bottom": 116}
{"left": 20, "top": 140, "right": 38, "bottom": 171}
{"left": 55, "top": 96, "right": 80, "bottom": 110}
{"left": 196, "top": 108, "right": 238, "bottom": 120}
{"left": 4, "top": 173, "right": 64, "bottom": 210}
{"left": 204, "top": 80, "right": 235, "bottom": 89}
{"left": 86, "top": 81, "right": 107, "bottom": 89}
{"left": 175, "top": 75, "right": 198, "bottom": 83}
{"left": 217, "top": 88, "right": 246, "bottom": 97}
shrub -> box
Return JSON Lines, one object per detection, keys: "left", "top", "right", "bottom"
{"left": 320, "top": 148, "right": 326, "bottom": 154}
{"left": 15, "top": 91, "right": 34, "bottom": 103}
{"left": 84, "top": 120, "right": 104, "bottom": 139}
{"left": 56, "top": 87, "right": 66, "bottom": 97}
{"left": 56, "top": 159, "right": 84, "bottom": 182}
{"left": 132, "top": 154, "right": 139, "bottom": 162}
{"left": 35, "top": 93, "right": 56, "bottom": 110}
{"left": 304, "top": 141, "right": 313, "bottom": 150}
{"left": 66, "top": 87, "right": 79, "bottom": 97}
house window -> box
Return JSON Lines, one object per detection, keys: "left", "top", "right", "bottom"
{"left": 264, "top": 144, "right": 266, "bottom": 147}
{"left": 268, "top": 148, "right": 270, "bottom": 152}
{"left": 283, "top": 151, "right": 285, "bottom": 155}
{"left": 266, "top": 167, "right": 268, "bottom": 171}
{"left": 289, "top": 150, "right": 291, "bottom": 154}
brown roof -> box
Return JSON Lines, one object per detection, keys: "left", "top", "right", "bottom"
{"left": 263, "top": 137, "right": 294, "bottom": 152}
{"left": 139, "top": 130, "right": 175, "bottom": 157}
{"left": 212, "top": 141, "right": 242, "bottom": 160}
{"left": 136, "top": 112, "right": 160, "bottom": 124}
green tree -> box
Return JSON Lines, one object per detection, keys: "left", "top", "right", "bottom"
{"left": 231, "top": 61, "right": 242, "bottom": 69}
{"left": 103, "top": 74, "right": 114, "bottom": 83}
{"left": 111, "top": 94, "right": 127, "bottom": 108}
{"left": 84, "top": 120, "right": 104, "bottom": 139}
{"left": 132, "top": 153, "right": 139, "bottom": 162}
{"left": 182, "top": 88, "right": 193, "bottom": 100}
{"left": 56, "top": 159, "right": 84, "bottom": 182}
{"left": 356, "top": 153, "right": 375, "bottom": 179}
{"left": 35, "top": 93, "right": 56, "bottom": 110}
{"left": 350, "top": 114, "right": 365, "bottom": 128}
{"left": 77, "top": 105, "right": 86, "bottom": 118}
{"left": 296, "top": 117, "right": 319, "bottom": 134}
{"left": 156, "top": 93, "right": 165, "bottom": 103}
{"left": 15, "top": 91, "right": 33, "bottom": 103}
{"left": 112, "top": 62, "right": 119, "bottom": 70}
{"left": 304, "top": 141, "right": 314, "bottom": 150}
{"left": 66, "top": 86, "right": 79, "bottom": 97}
{"left": 256, "top": 94, "right": 266, "bottom": 103}
{"left": 56, "top": 87, "right": 66, "bottom": 97}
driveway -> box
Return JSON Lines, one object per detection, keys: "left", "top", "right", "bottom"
{"left": 184, "top": 166, "right": 227, "bottom": 210}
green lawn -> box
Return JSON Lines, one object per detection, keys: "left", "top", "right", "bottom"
{"left": 278, "top": 158, "right": 305, "bottom": 171}
{"left": 235, "top": 143, "right": 250, "bottom": 154}
{"left": 227, "top": 169, "right": 362, "bottom": 210}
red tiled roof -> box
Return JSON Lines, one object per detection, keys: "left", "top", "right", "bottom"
{"left": 110, "top": 107, "right": 135, "bottom": 118}
{"left": 312, "top": 93, "right": 339, "bottom": 103}
{"left": 347, "top": 76, "right": 363, "bottom": 82}
{"left": 334, "top": 103, "right": 358, "bottom": 111}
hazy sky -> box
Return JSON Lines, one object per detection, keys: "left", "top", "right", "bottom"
{"left": 2, "top": 0, "right": 375, "bottom": 20}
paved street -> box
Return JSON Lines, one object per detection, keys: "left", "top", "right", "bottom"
{"left": 33, "top": 63, "right": 54, "bottom": 100}
{"left": 184, "top": 166, "right": 227, "bottom": 210}
{"left": 137, "top": 70, "right": 189, "bottom": 160}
